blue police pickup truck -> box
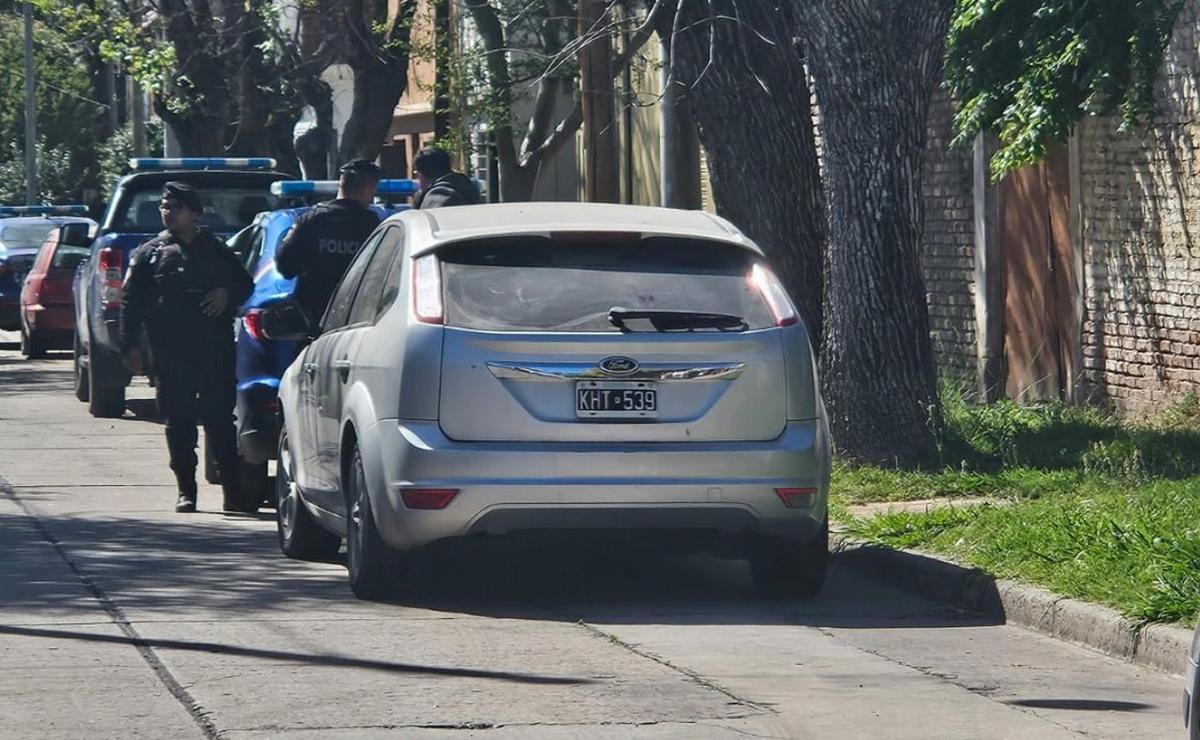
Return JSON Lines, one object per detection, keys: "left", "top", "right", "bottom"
{"left": 72, "top": 158, "right": 290, "bottom": 418}
{"left": 227, "top": 179, "right": 412, "bottom": 499}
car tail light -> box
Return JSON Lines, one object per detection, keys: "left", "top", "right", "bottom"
{"left": 258, "top": 397, "right": 279, "bottom": 413}
{"left": 98, "top": 247, "right": 124, "bottom": 309}
{"left": 775, "top": 487, "right": 817, "bottom": 508}
{"left": 400, "top": 488, "right": 458, "bottom": 510}
{"left": 413, "top": 254, "right": 443, "bottom": 324}
{"left": 243, "top": 308, "right": 265, "bottom": 341}
{"left": 24, "top": 273, "right": 44, "bottom": 298}
{"left": 751, "top": 264, "right": 798, "bottom": 327}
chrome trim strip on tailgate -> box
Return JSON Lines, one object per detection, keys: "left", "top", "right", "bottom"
{"left": 486, "top": 361, "right": 746, "bottom": 382}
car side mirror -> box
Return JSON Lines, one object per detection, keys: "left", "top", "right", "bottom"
{"left": 259, "top": 301, "right": 313, "bottom": 342}
{"left": 61, "top": 223, "right": 93, "bottom": 247}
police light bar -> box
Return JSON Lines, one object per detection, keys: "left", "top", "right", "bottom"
{"left": 270, "top": 179, "right": 422, "bottom": 197}
{"left": 0, "top": 205, "right": 90, "bottom": 217}
{"left": 129, "top": 157, "right": 277, "bottom": 171}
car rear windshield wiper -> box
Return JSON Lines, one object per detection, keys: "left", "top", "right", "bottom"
{"left": 608, "top": 307, "right": 749, "bottom": 333}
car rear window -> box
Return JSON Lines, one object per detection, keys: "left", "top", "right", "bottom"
{"left": 0, "top": 224, "right": 54, "bottom": 251}
{"left": 115, "top": 187, "right": 282, "bottom": 233}
{"left": 439, "top": 238, "right": 775, "bottom": 332}
{"left": 51, "top": 245, "right": 91, "bottom": 271}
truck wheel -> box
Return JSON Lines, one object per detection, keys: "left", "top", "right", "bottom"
{"left": 87, "top": 342, "right": 126, "bottom": 418}
{"left": 750, "top": 519, "right": 829, "bottom": 599}
{"left": 73, "top": 334, "right": 89, "bottom": 402}
{"left": 20, "top": 324, "right": 46, "bottom": 359}
{"left": 241, "top": 460, "right": 272, "bottom": 509}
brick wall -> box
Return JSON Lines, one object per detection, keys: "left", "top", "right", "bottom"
{"left": 921, "top": 87, "right": 978, "bottom": 381}
{"left": 1076, "top": 1, "right": 1200, "bottom": 414}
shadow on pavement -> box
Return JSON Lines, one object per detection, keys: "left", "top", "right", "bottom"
{"left": 0, "top": 623, "right": 587, "bottom": 686}
{"left": 0, "top": 505, "right": 1001, "bottom": 631}
{"left": 0, "top": 354, "right": 75, "bottom": 396}
{"left": 1005, "top": 699, "right": 1155, "bottom": 712}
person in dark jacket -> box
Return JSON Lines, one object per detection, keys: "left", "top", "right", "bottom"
{"left": 412, "top": 147, "right": 480, "bottom": 209}
{"left": 275, "top": 159, "right": 382, "bottom": 323}
{"left": 120, "top": 182, "right": 255, "bottom": 514}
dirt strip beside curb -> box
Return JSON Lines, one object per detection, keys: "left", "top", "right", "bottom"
{"left": 834, "top": 537, "right": 1193, "bottom": 676}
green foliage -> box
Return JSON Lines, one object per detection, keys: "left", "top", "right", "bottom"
{"left": 945, "top": 0, "right": 1186, "bottom": 176}
{"left": 0, "top": 137, "right": 80, "bottom": 204}
{"left": 96, "top": 123, "right": 164, "bottom": 201}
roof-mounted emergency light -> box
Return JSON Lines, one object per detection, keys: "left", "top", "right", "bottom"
{"left": 270, "top": 179, "right": 421, "bottom": 197}
{"left": 0, "top": 205, "right": 90, "bottom": 217}
{"left": 129, "top": 157, "right": 278, "bottom": 171}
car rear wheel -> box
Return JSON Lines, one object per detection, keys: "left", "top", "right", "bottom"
{"left": 86, "top": 340, "right": 126, "bottom": 418}
{"left": 73, "top": 334, "right": 89, "bottom": 402}
{"left": 276, "top": 427, "right": 340, "bottom": 561}
{"left": 242, "top": 460, "right": 273, "bottom": 509}
{"left": 345, "top": 445, "right": 406, "bottom": 601}
{"left": 750, "top": 518, "right": 829, "bottom": 599}
{"left": 20, "top": 323, "right": 46, "bottom": 359}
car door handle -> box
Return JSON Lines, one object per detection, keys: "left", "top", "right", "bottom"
{"left": 333, "top": 359, "right": 352, "bottom": 382}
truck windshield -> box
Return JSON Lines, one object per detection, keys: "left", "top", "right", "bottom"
{"left": 115, "top": 187, "right": 282, "bottom": 234}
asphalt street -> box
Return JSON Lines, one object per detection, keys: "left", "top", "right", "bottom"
{"left": 0, "top": 333, "right": 1187, "bottom": 739}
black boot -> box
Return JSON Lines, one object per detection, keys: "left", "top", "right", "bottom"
{"left": 175, "top": 476, "right": 198, "bottom": 513}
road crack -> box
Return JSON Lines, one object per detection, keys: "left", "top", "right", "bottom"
{"left": 2, "top": 474, "right": 222, "bottom": 740}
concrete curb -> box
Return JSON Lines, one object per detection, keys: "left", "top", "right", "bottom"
{"left": 834, "top": 536, "right": 1193, "bottom": 676}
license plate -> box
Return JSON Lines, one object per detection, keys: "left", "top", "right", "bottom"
{"left": 576, "top": 380, "right": 658, "bottom": 419}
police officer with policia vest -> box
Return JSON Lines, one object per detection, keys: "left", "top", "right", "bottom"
{"left": 120, "top": 182, "right": 256, "bottom": 514}
{"left": 275, "top": 159, "right": 382, "bottom": 323}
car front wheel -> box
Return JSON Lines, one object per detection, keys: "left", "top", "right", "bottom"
{"left": 750, "top": 519, "right": 829, "bottom": 599}
{"left": 344, "top": 444, "right": 405, "bottom": 600}
{"left": 276, "top": 426, "right": 340, "bottom": 561}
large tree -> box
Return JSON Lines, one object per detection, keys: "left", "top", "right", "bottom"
{"left": 653, "top": 0, "right": 827, "bottom": 349}
{"left": 799, "top": 0, "right": 954, "bottom": 465}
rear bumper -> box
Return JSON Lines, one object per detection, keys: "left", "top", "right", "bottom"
{"left": 23, "top": 303, "right": 75, "bottom": 334}
{"left": 367, "top": 419, "right": 831, "bottom": 551}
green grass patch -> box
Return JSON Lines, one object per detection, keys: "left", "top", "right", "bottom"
{"left": 846, "top": 479, "right": 1200, "bottom": 624}
{"left": 833, "top": 387, "right": 1200, "bottom": 624}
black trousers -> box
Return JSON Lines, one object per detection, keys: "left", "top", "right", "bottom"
{"left": 153, "top": 340, "right": 239, "bottom": 492}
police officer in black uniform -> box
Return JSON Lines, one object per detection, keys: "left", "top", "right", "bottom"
{"left": 120, "top": 182, "right": 255, "bottom": 514}
{"left": 275, "top": 159, "right": 382, "bottom": 323}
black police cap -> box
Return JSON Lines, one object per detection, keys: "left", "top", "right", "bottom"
{"left": 161, "top": 181, "right": 203, "bottom": 212}
{"left": 339, "top": 159, "right": 381, "bottom": 176}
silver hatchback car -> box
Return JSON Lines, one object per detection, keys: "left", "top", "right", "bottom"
{"left": 269, "top": 203, "right": 832, "bottom": 600}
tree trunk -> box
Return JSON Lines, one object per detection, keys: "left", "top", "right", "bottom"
{"left": 800, "top": 0, "right": 952, "bottom": 465}
{"left": 656, "top": 0, "right": 826, "bottom": 349}
{"left": 338, "top": 0, "right": 418, "bottom": 163}
{"left": 579, "top": 0, "right": 619, "bottom": 202}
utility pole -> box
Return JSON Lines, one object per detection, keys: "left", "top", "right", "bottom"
{"left": 128, "top": 77, "right": 147, "bottom": 157}
{"left": 659, "top": 38, "right": 701, "bottom": 209}
{"left": 578, "top": 0, "right": 619, "bottom": 203}
{"left": 23, "top": 1, "right": 37, "bottom": 205}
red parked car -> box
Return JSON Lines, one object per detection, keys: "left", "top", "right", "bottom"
{"left": 19, "top": 220, "right": 96, "bottom": 358}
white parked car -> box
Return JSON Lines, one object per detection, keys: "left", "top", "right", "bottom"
{"left": 267, "top": 203, "right": 832, "bottom": 600}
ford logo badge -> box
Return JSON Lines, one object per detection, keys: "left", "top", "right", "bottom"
{"left": 599, "top": 356, "right": 639, "bottom": 376}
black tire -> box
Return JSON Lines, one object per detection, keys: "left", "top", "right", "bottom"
{"left": 87, "top": 343, "right": 126, "bottom": 418}
{"left": 73, "top": 334, "right": 89, "bottom": 402}
{"left": 276, "top": 427, "right": 340, "bottom": 560}
{"left": 750, "top": 519, "right": 829, "bottom": 599}
{"left": 20, "top": 324, "right": 46, "bottom": 359}
{"left": 345, "top": 445, "right": 405, "bottom": 600}
{"left": 241, "top": 459, "right": 273, "bottom": 509}
{"left": 204, "top": 442, "right": 221, "bottom": 484}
